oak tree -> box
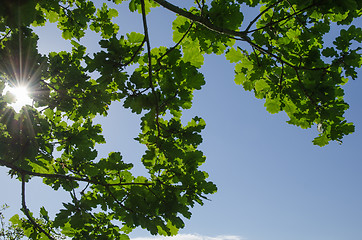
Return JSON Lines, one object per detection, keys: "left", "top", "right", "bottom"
{"left": 0, "top": 0, "right": 361, "bottom": 239}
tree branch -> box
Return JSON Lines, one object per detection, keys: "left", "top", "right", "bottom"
{"left": 140, "top": 0, "right": 154, "bottom": 91}
{"left": 21, "top": 173, "right": 55, "bottom": 240}
{"left": 153, "top": 0, "right": 325, "bottom": 72}
{"left": 141, "top": 0, "right": 161, "bottom": 138}
{"left": 0, "top": 160, "right": 153, "bottom": 187}
{"left": 152, "top": 0, "right": 248, "bottom": 39}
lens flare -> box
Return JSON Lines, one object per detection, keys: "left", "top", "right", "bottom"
{"left": 3, "top": 84, "right": 33, "bottom": 112}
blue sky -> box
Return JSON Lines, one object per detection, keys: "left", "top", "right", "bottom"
{"left": 1, "top": 2, "right": 362, "bottom": 240}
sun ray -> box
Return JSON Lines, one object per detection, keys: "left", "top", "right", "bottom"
{"left": 3, "top": 83, "right": 33, "bottom": 112}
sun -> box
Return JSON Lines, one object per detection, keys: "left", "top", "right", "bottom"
{"left": 3, "top": 84, "right": 33, "bottom": 112}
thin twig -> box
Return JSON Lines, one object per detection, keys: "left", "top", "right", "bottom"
{"left": 195, "top": 0, "right": 202, "bottom": 11}
{"left": 80, "top": 182, "right": 90, "bottom": 195}
{"left": 244, "top": 0, "right": 282, "bottom": 32}
{"left": 252, "top": 46, "right": 261, "bottom": 66}
{"left": 156, "top": 22, "right": 195, "bottom": 69}
{"left": 121, "top": 37, "right": 146, "bottom": 67}
{"left": 246, "top": 4, "right": 315, "bottom": 34}
{"left": 279, "top": 63, "right": 284, "bottom": 92}
{"left": 285, "top": 0, "right": 310, "bottom": 32}
{"left": 294, "top": 68, "right": 320, "bottom": 111}
{"left": 248, "top": 39, "right": 327, "bottom": 71}
{"left": 39, "top": 79, "right": 81, "bottom": 101}
{"left": 21, "top": 173, "right": 55, "bottom": 240}
{"left": 105, "top": 186, "right": 134, "bottom": 213}
{"left": 0, "top": 29, "right": 12, "bottom": 43}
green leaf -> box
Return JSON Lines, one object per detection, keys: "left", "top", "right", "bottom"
{"left": 322, "top": 47, "right": 338, "bottom": 57}
{"left": 127, "top": 32, "right": 144, "bottom": 43}
{"left": 264, "top": 97, "right": 281, "bottom": 114}
{"left": 172, "top": 16, "right": 191, "bottom": 42}
{"left": 40, "top": 207, "right": 49, "bottom": 221}
{"left": 225, "top": 47, "right": 243, "bottom": 63}
{"left": 312, "top": 134, "right": 330, "bottom": 147}
{"left": 254, "top": 79, "right": 270, "bottom": 92}
{"left": 45, "top": 10, "right": 59, "bottom": 23}
{"left": 119, "top": 234, "right": 130, "bottom": 240}
{"left": 166, "top": 220, "right": 179, "bottom": 236}
{"left": 286, "top": 29, "right": 300, "bottom": 43}
{"left": 234, "top": 73, "right": 247, "bottom": 85}
{"left": 182, "top": 40, "right": 204, "bottom": 68}
{"left": 62, "top": 30, "right": 72, "bottom": 40}
{"left": 108, "top": 8, "right": 118, "bottom": 18}
{"left": 9, "top": 214, "right": 21, "bottom": 225}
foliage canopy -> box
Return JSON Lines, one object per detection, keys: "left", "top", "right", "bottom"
{"left": 0, "top": 0, "right": 361, "bottom": 239}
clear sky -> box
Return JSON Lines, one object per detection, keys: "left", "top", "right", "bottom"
{"left": 1, "top": 2, "right": 362, "bottom": 240}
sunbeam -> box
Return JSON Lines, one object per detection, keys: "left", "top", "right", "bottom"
{"left": 3, "top": 83, "right": 33, "bottom": 112}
